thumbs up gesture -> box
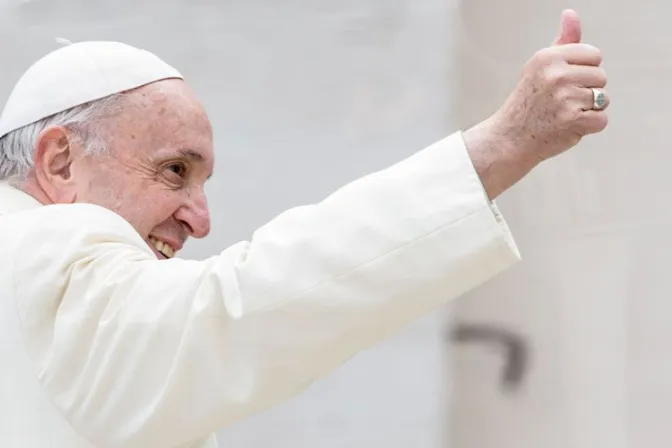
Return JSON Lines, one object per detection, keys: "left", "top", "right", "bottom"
{"left": 488, "top": 9, "right": 609, "bottom": 163}
{"left": 553, "top": 8, "right": 582, "bottom": 45}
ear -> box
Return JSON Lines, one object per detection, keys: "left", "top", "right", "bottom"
{"left": 33, "top": 126, "right": 83, "bottom": 203}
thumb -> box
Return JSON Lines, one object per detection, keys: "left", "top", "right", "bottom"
{"left": 552, "top": 9, "right": 581, "bottom": 45}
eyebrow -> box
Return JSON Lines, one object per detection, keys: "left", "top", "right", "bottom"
{"left": 178, "top": 148, "right": 204, "bottom": 162}
{"left": 178, "top": 148, "right": 214, "bottom": 180}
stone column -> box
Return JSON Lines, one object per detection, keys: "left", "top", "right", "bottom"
{"left": 446, "top": 1, "right": 671, "bottom": 447}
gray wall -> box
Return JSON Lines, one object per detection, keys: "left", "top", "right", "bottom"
{"left": 449, "top": 1, "right": 672, "bottom": 448}
{"left": 0, "top": 1, "right": 458, "bottom": 446}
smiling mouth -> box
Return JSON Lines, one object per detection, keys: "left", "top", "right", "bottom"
{"left": 149, "top": 236, "right": 176, "bottom": 259}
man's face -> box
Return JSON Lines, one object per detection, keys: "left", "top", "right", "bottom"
{"left": 57, "top": 79, "right": 214, "bottom": 259}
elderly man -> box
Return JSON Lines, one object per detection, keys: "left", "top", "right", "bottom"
{"left": 0, "top": 10, "right": 608, "bottom": 448}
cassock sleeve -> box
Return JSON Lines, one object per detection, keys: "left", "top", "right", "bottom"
{"left": 11, "top": 131, "right": 520, "bottom": 447}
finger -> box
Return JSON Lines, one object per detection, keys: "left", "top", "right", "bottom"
{"left": 566, "top": 66, "right": 607, "bottom": 88}
{"left": 554, "top": 43, "right": 602, "bottom": 66}
{"left": 553, "top": 9, "right": 581, "bottom": 45}
{"left": 577, "top": 110, "right": 609, "bottom": 135}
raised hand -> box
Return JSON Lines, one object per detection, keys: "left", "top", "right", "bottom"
{"left": 462, "top": 9, "right": 610, "bottom": 199}
{"left": 492, "top": 9, "right": 609, "bottom": 163}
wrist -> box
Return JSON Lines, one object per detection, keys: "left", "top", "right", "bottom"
{"left": 462, "top": 117, "right": 540, "bottom": 200}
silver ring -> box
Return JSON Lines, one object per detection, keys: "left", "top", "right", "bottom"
{"left": 591, "top": 88, "right": 607, "bottom": 110}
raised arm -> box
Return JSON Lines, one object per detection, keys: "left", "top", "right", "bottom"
{"left": 10, "top": 131, "right": 517, "bottom": 447}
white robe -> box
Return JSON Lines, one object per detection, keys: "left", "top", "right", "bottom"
{"left": 0, "top": 132, "right": 520, "bottom": 447}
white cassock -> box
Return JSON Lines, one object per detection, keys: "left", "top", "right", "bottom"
{"left": 0, "top": 132, "right": 520, "bottom": 448}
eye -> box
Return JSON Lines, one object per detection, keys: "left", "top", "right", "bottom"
{"left": 165, "top": 162, "right": 188, "bottom": 179}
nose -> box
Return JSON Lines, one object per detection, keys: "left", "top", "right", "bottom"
{"left": 175, "top": 189, "right": 211, "bottom": 239}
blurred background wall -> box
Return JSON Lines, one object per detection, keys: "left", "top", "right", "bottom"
{"left": 449, "top": 1, "right": 672, "bottom": 448}
{"left": 3, "top": 1, "right": 668, "bottom": 447}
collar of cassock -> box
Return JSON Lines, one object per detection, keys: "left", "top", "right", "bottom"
{"left": 0, "top": 181, "right": 43, "bottom": 215}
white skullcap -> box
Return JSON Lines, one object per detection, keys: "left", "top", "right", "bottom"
{"left": 0, "top": 40, "right": 183, "bottom": 139}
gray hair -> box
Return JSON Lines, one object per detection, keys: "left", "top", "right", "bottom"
{"left": 0, "top": 93, "right": 125, "bottom": 185}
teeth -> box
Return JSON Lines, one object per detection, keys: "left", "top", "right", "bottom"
{"left": 162, "top": 245, "right": 175, "bottom": 258}
{"left": 149, "top": 237, "right": 175, "bottom": 259}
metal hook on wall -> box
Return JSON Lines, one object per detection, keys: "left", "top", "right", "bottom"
{"left": 448, "top": 321, "right": 530, "bottom": 392}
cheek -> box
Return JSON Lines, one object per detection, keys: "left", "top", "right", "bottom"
{"left": 78, "top": 164, "right": 127, "bottom": 208}
{"left": 74, "top": 161, "right": 186, "bottom": 236}
{"left": 89, "top": 185, "right": 178, "bottom": 236}
{"left": 132, "top": 191, "right": 183, "bottom": 230}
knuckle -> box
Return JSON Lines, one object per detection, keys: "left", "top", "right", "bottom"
{"left": 560, "top": 43, "right": 602, "bottom": 65}
{"left": 545, "top": 66, "right": 570, "bottom": 86}
{"left": 594, "top": 68, "right": 608, "bottom": 87}
{"left": 591, "top": 47, "right": 603, "bottom": 64}
{"left": 533, "top": 47, "right": 552, "bottom": 60}
{"left": 531, "top": 47, "right": 557, "bottom": 67}
{"left": 559, "top": 108, "right": 579, "bottom": 126}
{"left": 588, "top": 48, "right": 602, "bottom": 67}
{"left": 569, "top": 108, "right": 584, "bottom": 124}
{"left": 578, "top": 43, "right": 602, "bottom": 61}
{"left": 556, "top": 85, "right": 574, "bottom": 101}
{"left": 584, "top": 42, "right": 601, "bottom": 52}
